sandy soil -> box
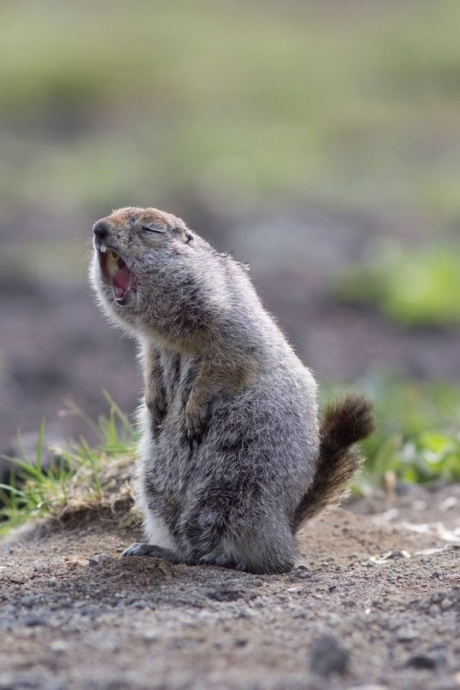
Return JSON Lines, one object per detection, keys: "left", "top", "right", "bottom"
{"left": 1, "top": 483, "right": 459, "bottom": 690}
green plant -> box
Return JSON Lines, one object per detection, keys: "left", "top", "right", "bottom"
{"left": 0, "top": 393, "right": 137, "bottom": 536}
{"left": 337, "top": 241, "right": 460, "bottom": 326}
{"left": 352, "top": 374, "right": 460, "bottom": 493}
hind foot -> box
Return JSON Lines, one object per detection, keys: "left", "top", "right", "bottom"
{"left": 122, "top": 543, "right": 179, "bottom": 562}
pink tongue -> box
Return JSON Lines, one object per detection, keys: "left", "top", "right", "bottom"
{"left": 113, "top": 284, "right": 125, "bottom": 300}
{"left": 113, "top": 266, "right": 131, "bottom": 292}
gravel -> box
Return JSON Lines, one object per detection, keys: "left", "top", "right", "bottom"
{"left": 0, "top": 484, "right": 459, "bottom": 689}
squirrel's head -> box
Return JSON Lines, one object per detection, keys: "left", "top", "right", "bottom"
{"left": 90, "top": 206, "right": 201, "bottom": 336}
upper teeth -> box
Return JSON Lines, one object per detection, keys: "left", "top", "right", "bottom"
{"left": 100, "top": 243, "right": 107, "bottom": 253}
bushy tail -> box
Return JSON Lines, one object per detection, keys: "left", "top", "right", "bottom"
{"left": 293, "top": 394, "right": 376, "bottom": 531}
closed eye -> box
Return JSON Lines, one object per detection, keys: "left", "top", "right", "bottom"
{"left": 141, "top": 224, "right": 166, "bottom": 234}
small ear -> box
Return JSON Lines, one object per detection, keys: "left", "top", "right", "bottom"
{"left": 141, "top": 223, "right": 167, "bottom": 234}
{"left": 184, "top": 231, "right": 194, "bottom": 244}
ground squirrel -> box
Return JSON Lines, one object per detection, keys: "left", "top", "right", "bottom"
{"left": 90, "top": 207, "right": 375, "bottom": 574}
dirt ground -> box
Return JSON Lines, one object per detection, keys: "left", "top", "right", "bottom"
{"left": 0, "top": 482, "right": 459, "bottom": 690}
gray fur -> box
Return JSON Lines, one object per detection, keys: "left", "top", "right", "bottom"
{"left": 90, "top": 207, "right": 369, "bottom": 574}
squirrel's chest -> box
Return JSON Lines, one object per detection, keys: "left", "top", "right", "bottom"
{"left": 159, "top": 350, "right": 199, "bottom": 411}
{"left": 145, "top": 351, "right": 201, "bottom": 485}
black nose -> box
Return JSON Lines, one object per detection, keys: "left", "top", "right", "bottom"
{"left": 93, "top": 220, "right": 110, "bottom": 240}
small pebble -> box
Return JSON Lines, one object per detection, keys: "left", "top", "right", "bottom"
{"left": 88, "top": 553, "right": 113, "bottom": 567}
{"left": 406, "top": 654, "right": 437, "bottom": 670}
{"left": 132, "top": 600, "right": 149, "bottom": 610}
{"left": 49, "top": 640, "right": 67, "bottom": 653}
{"left": 33, "top": 564, "right": 49, "bottom": 573}
{"left": 293, "top": 566, "right": 312, "bottom": 579}
{"left": 388, "top": 549, "right": 406, "bottom": 559}
{"left": 23, "top": 614, "right": 47, "bottom": 627}
{"left": 396, "top": 628, "right": 419, "bottom": 642}
{"left": 207, "top": 589, "right": 244, "bottom": 602}
{"left": 142, "top": 630, "right": 159, "bottom": 642}
{"left": 342, "top": 599, "right": 355, "bottom": 608}
{"left": 309, "top": 634, "right": 349, "bottom": 677}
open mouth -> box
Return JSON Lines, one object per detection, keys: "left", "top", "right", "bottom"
{"left": 97, "top": 243, "right": 132, "bottom": 305}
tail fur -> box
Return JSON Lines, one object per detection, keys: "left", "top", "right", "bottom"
{"left": 293, "top": 394, "right": 376, "bottom": 531}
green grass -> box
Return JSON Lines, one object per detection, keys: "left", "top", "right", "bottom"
{"left": 0, "top": 393, "right": 137, "bottom": 537}
{"left": 336, "top": 241, "right": 460, "bottom": 327}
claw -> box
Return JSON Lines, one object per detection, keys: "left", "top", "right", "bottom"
{"left": 122, "top": 542, "right": 154, "bottom": 557}
{"left": 147, "top": 394, "right": 167, "bottom": 434}
{"left": 185, "top": 403, "right": 210, "bottom": 444}
{"left": 122, "top": 543, "right": 178, "bottom": 562}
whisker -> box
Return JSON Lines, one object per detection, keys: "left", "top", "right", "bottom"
{"left": 80, "top": 249, "right": 93, "bottom": 268}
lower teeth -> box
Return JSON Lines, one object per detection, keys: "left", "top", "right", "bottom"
{"left": 107, "top": 252, "right": 119, "bottom": 277}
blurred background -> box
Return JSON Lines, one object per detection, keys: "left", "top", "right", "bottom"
{"left": 1, "top": 0, "right": 460, "bottom": 485}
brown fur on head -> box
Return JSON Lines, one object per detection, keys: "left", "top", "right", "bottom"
{"left": 93, "top": 207, "right": 193, "bottom": 258}
{"left": 99, "top": 207, "right": 189, "bottom": 236}
{"left": 90, "top": 207, "right": 221, "bottom": 342}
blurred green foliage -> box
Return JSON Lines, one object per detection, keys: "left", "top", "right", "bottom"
{"left": 1, "top": 0, "right": 460, "bottom": 221}
{"left": 336, "top": 241, "right": 460, "bottom": 326}
{"left": 354, "top": 374, "right": 460, "bottom": 491}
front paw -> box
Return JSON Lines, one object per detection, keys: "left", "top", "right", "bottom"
{"left": 146, "top": 393, "right": 167, "bottom": 429}
{"left": 185, "top": 401, "right": 210, "bottom": 444}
